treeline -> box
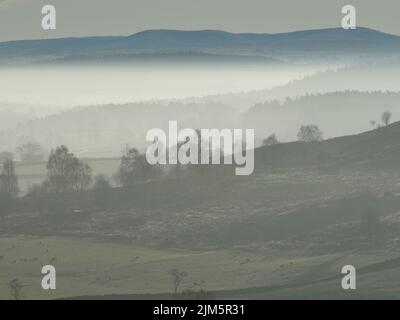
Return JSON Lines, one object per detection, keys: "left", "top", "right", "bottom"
{"left": 247, "top": 91, "right": 400, "bottom": 113}
{"left": 0, "top": 142, "right": 234, "bottom": 215}
{"left": 1, "top": 101, "right": 236, "bottom": 157}
{"left": 2, "top": 90, "right": 399, "bottom": 156}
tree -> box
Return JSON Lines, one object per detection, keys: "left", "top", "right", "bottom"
{"left": 297, "top": 125, "right": 323, "bottom": 142}
{"left": 9, "top": 278, "right": 24, "bottom": 300}
{"left": 381, "top": 111, "right": 392, "bottom": 126}
{"left": 16, "top": 142, "right": 45, "bottom": 163}
{"left": 0, "top": 159, "right": 19, "bottom": 200}
{"left": 169, "top": 268, "right": 188, "bottom": 295}
{"left": 117, "top": 148, "right": 155, "bottom": 187}
{"left": 70, "top": 160, "right": 92, "bottom": 192}
{"left": 262, "top": 133, "right": 279, "bottom": 146}
{"left": 45, "top": 146, "right": 92, "bottom": 193}
{"left": 0, "top": 159, "right": 18, "bottom": 218}
{"left": 93, "top": 174, "right": 111, "bottom": 206}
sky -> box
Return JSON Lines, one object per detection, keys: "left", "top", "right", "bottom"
{"left": 0, "top": 0, "right": 399, "bottom": 41}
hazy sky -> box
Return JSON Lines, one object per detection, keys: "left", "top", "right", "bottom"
{"left": 0, "top": 0, "right": 399, "bottom": 41}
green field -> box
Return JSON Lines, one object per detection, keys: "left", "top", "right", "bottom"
{"left": 1, "top": 236, "right": 399, "bottom": 300}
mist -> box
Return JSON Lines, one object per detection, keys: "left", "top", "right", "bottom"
{"left": 0, "top": 64, "right": 322, "bottom": 110}
{"left": 3, "top": 24, "right": 400, "bottom": 301}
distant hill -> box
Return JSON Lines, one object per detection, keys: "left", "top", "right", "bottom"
{"left": 1, "top": 28, "right": 400, "bottom": 64}
{"left": 3, "top": 91, "right": 400, "bottom": 155}
{"left": 2, "top": 101, "right": 239, "bottom": 157}
{"left": 10, "top": 120, "right": 400, "bottom": 249}
{"left": 185, "top": 64, "right": 400, "bottom": 111}
{"left": 244, "top": 91, "right": 400, "bottom": 141}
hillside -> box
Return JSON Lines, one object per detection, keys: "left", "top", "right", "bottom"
{"left": 245, "top": 91, "right": 400, "bottom": 141}
{"left": 187, "top": 64, "right": 400, "bottom": 111}
{"left": 254, "top": 116, "right": 400, "bottom": 170}
{"left": 5, "top": 121, "right": 400, "bottom": 249}
{"left": 5, "top": 90, "right": 399, "bottom": 157}
{"left": 3, "top": 121, "right": 400, "bottom": 300}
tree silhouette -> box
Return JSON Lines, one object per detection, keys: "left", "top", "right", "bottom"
{"left": 45, "top": 146, "right": 92, "bottom": 193}
{"left": 9, "top": 278, "right": 24, "bottom": 300}
{"left": 117, "top": 148, "right": 156, "bottom": 187}
{"left": 297, "top": 125, "right": 323, "bottom": 142}
{"left": 169, "top": 268, "right": 188, "bottom": 295}
{"left": 381, "top": 111, "right": 392, "bottom": 126}
{"left": 0, "top": 159, "right": 19, "bottom": 199}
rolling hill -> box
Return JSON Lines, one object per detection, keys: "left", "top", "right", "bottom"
{"left": 1, "top": 28, "right": 400, "bottom": 64}
{"left": 5, "top": 91, "right": 399, "bottom": 157}
{"left": 6, "top": 119, "right": 400, "bottom": 248}
{"left": 3, "top": 119, "right": 400, "bottom": 299}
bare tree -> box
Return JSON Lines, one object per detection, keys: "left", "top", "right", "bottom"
{"left": 297, "top": 125, "right": 323, "bottom": 142}
{"left": 382, "top": 111, "right": 392, "bottom": 126}
{"left": 117, "top": 148, "right": 156, "bottom": 187}
{"left": 0, "top": 159, "right": 19, "bottom": 199}
{"left": 9, "top": 278, "right": 24, "bottom": 300}
{"left": 45, "top": 145, "right": 92, "bottom": 193}
{"left": 169, "top": 268, "right": 188, "bottom": 295}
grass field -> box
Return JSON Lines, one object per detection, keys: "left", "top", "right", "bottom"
{"left": 1, "top": 236, "right": 399, "bottom": 300}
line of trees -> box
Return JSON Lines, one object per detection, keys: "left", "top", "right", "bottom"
{"left": 263, "top": 125, "right": 324, "bottom": 146}
{"left": 0, "top": 159, "right": 19, "bottom": 200}
{"left": 3, "top": 124, "right": 327, "bottom": 207}
{"left": 0, "top": 158, "right": 19, "bottom": 218}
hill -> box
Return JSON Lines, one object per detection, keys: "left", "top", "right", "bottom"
{"left": 5, "top": 91, "right": 400, "bottom": 157}
{"left": 245, "top": 91, "right": 400, "bottom": 141}
{"left": 3, "top": 121, "right": 400, "bottom": 299}
{"left": 1, "top": 28, "right": 400, "bottom": 64}
{"left": 5, "top": 120, "right": 400, "bottom": 248}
